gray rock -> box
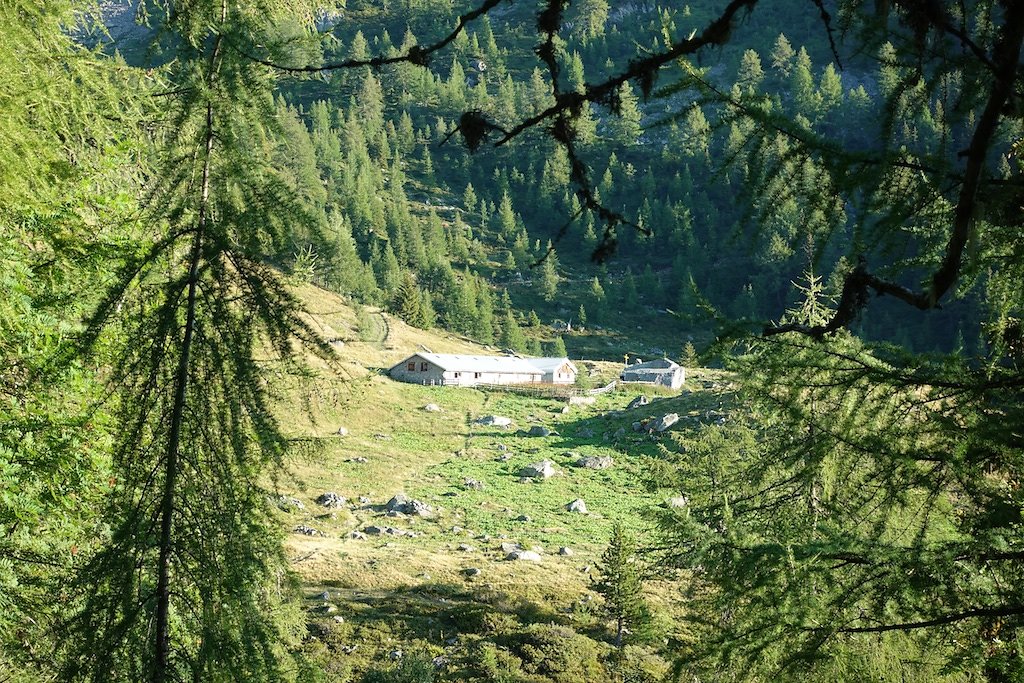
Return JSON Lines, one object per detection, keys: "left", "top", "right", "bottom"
{"left": 293, "top": 524, "right": 321, "bottom": 536}
{"left": 476, "top": 415, "right": 513, "bottom": 428}
{"left": 499, "top": 541, "right": 521, "bottom": 554}
{"left": 627, "top": 395, "right": 649, "bottom": 410}
{"left": 336, "top": 426, "right": 349, "bottom": 436}
{"left": 566, "top": 499, "right": 588, "bottom": 513}
{"left": 276, "top": 495, "right": 305, "bottom": 512}
{"left": 632, "top": 421, "right": 645, "bottom": 432}
{"left": 457, "top": 543, "right": 475, "bottom": 552}
{"left": 497, "top": 443, "right": 508, "bottom": 451}
{"left": 614, "top": 427, "right": 627, "bottom": 439}
{"left": 349, "top": 531, "right": 367, "bottom": 540}
{"left": 423, "top": 403, "right": 443, "bottom": 412}
{"left": 315, "top": 492, "right": 346, "bottom": 508}
{"left": 515, "top": 514, "right": 532, "bottom": 522}
{"left": 463, "top": 567, "right": 481, "bottom": 577}
{"left": 358, "top": 496, "right": 372, "bottom": 504}
{"left": 578, "top": 428, "right": 596, "bottom": 438}
{"left": 520, "top": 460, "right": 557, "bottom": 479}
{"left": 312, "top": 603, "right": 337, "bottom": 614}
{"left": 350, "top": 457, "right": 368, "bottom": 464}
{"left": 463, "top": 477, "right": 485, "bottom": 490}
{"left": 363, "top": 525, "right": 385, "bottom": 535}
{"left": 575, "top": 455, "right": 614, "bottom": 470}
{"left": 497, "top": 453, "right": 513, "bottom": 462}
{"left": 386, "top": 493, "right": 434, "bottom": 517}
{"left": 653, "top": 413, "right": 680, "bottom": 432}
{"left": 666, "top": 495, "right": 689, "bottom": 508}
{"left": 527, "top": 425, "right": 554, "bottom": 437}
{"left": 559, "top": 546, "right": 574, "bottom": 556}
{"left": 568, "top": 396, "right": 596, "bottom": 406}
{"left": 506, "top": 549, "right": 542, "bottom": 562}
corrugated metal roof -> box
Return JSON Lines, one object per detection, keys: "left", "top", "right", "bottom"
{"left": 627, "top": 358, "right": 680, "bottom": 371}
{"left": 527, "top": 357, "right": 578, "bottom": 374}
{"left": 405, "top": 353, "right": 544, "bottom": 375}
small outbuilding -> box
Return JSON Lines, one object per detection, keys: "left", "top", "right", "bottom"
{"left": 619, "top": 358, "right": 685, "bottom": 390}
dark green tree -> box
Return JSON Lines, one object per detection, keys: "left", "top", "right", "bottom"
{"left": 594, "top": 524, "right": 652, "bottom": 648}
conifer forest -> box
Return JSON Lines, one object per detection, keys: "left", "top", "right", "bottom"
{"left": 1, "top": 0, "right": 1022, "bottom": 681}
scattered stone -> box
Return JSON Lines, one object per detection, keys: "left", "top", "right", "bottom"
{"left": 312, "top": 603, "right": 336, "bottom": 614}
{"left": 577, "top": 428, "right": 596, "bottom": 438}
{"left": 333, "top": 616, "right": 345, "bottom": 624}
{"left": 499, "top": 541, "right": 520, "bottom": 554}
{"left": 476, "top": 415, "right": 513, "bottom": 428}
{"left": 568, "top": 396, "right": 596, "bottom": 406}
{"left": 652, "top": 413, "right": 680, "bottom": 432}
{"left": 457, "top": 543, "right": 475, "bottom": 552}
{"left": 350, "top": 457, "right": 368, "bottom": 464}
{"left": 506, "top": 549, "right": 542, "bottom": 562}
{"left": 276, "top": 495, "right": 306, "bottom": 512}
{"left": 463, "top": 477, "right": 485, "bottom": 490}
{"left": 627, "top": 395, "right": 650, "bottom": 410}
{"left": 575, "top": 455, "right": 614, "bottom": 470}
{"left": 497, "top": 453, "right": 513, "bottom": 462}
{"left": 560, "top": 406, "right": 571, "bottom": 414}
{"left": 580, "top": 564, "right": 591, "bottom": 573}
{"left": 349, "top": 531, "right": 367, "bottom": 540}
{"left": 451, "top": 526, "right": 464, "bottom": 534}
{"left": 515, "top": 514, "right": 532, "bottom": 522}
{"left": 336, "top": 426, "right": 349, "bottom": 436}
{"left": 373, "top": 433, "right": 390, "bottom": 440}
{"left": 433, "top": 655, "right": 449, "bottom": 669}
{"left": 496, "top": 443, "right": 508, "bottom": 451}
{"left": 559, "top": 546, "right": 574, "bottom": 556}
{"left": 358, "top": 496, "right": 372, "bottom": 504}
{"left": 315, "top": 492, "right": 346, "bottom": 508}
{"left": 665, "top": 495, "right": 689, "bottom": 509}
{"left": 363, "top": 525, "right": 385, "bottom": 535}
{"left": 293, "top": 524, "right": 321, "bottom": 536}
{"left": 520, "top": 460, "right": 557, "bottom": 479}
{"left": 386, "top": 493, "right": 434, "bottom": 517}
{"left": 527, "top": 425, "right": 554, "bottom": 437}
{"left": 614, "top": 427, "right": 626, "bottom": 439}
{"left": 632, "top": 421, "right": 645, "bottom": 432}
{"left": 386, "top": 510, "right": 405, "bottom": 518}
{"left": 423, "top": 403, "right": 443, "bottom": 412}
{"left": 566, "top": 499, "right": 588, "bottom": 514}
{"left": 463, "top": 567, "right": 481, "bottom": 577}
{"left": 310, "top": 590, "right": 330, "bottom": 601}
{"left": 389, "top": 650, "right": 403, "bottom": 661}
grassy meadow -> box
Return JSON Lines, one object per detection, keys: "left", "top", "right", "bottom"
{"left": 273, "top": 284, "right": 731, "bottom": 681}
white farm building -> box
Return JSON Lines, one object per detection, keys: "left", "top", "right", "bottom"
{"left": 389, "top": 353, "right": 577, "bottom": 387}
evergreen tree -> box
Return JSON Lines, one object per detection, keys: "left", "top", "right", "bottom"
{"left": 594, "top": 525, "right": 652, "bottom": 648}
{"left": 609, "top": 82, "right": 643, "bottom": 144}
{"left": 498, "top": 309, "right": 526, "bottom": 352}
{"left": 537, "top": 250, "right": 560, "bottom": 302}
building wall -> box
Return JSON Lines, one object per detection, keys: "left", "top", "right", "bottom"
{"left": 389, "top": 355, "right": 447, "bottom": 385}
{"left": 448, "top": 371, "right": 542, "bottom": 386}
{"left": 543, "top": 363, "right": 577, "bottom": 384}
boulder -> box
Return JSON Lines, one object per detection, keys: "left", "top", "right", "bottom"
{"left": 520, "top": 460, "right": 557, "bottom": 479}
{"left": 476, "top": 415, "right": 513, "bottom": 428}
{"left": 457, "top": 543, "right": 475, "bottom": 552}
{"left": 293, "top": 524, "right": 321, "bottom": 536}
{"left": 613, "top": 427, "right": 626, "bottom": 439}
{"left": 632, "top": 421, "right": 645, "bottom": 432}
{"left": 336, "top": 426, "right": 349, "bottom": 436}
{"left": 276, "top": 495, "right": 305, "bottom": 512}
{"left": 386, "top": 493, "right": 434, "bottom": 517}
{"left": 652, "top": 413, "right": 680, "bottom": 432}
{"left": 627, "top": 395, "right": 649, "bottom": 410}
{"left": 499, "top": 541, "right": 521, "bottom": 554}
{"left": 463, "top": 477, "right": 485, "bottom": 490}
{"left": 566, "top": 499, "right": 588, "bottom": 513}
{"left": 527, "top": 425, "right": 553, "bottom": 437}
{"left": 462, "top": 567, "right": 481, "bottom": 577}
{"left": 506, "top": 549, "right": 542, "bottom": 562}
{"left": 423, "top": 403, "right": 443, "bottom": 412}
{"left": 559, "top": 546, "right": 574, "bottom": 556}
{"left": 568, "top": 396, "right": 596, "bottom": 406}
{"left": 315, "top": 492, "right": 346, "bottom": 508}
{"left": 575, "top": 455, "right": 614, "bottom": 470}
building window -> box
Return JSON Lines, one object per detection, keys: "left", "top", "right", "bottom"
{"left": 474, "top": 372, "right": 481, "bottom": 379}
{"left": 407, "top": 362, "right": 415, "bottom": 371}
{"left": 420, "top": 362, "right": 428, "bottom": 371}
{"left": 454, "top": 372, "right": 461, "bottom": 378}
